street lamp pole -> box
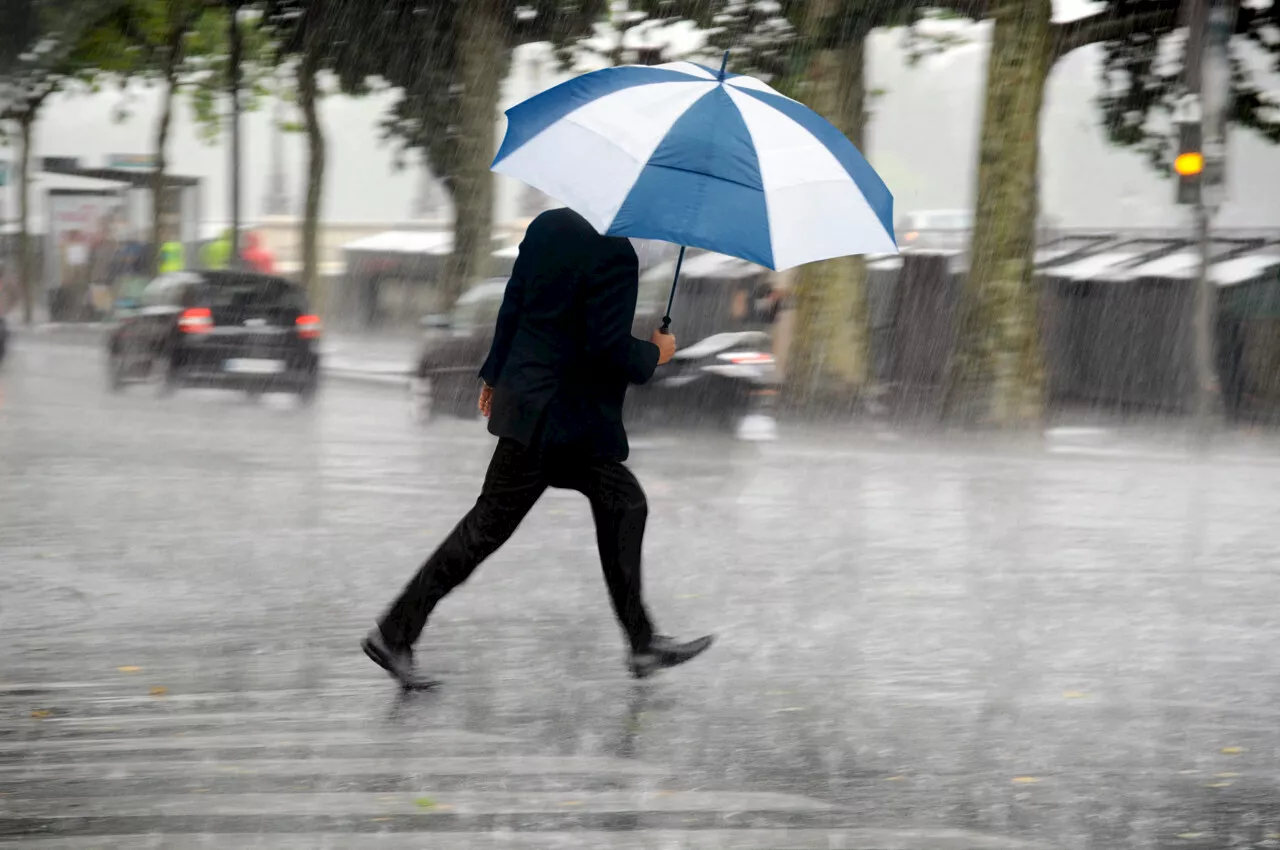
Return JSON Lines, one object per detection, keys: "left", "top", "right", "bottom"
{"left": 228, "top": 0, "right": 243, "bottom": 264}
{"left": 1177, "top": 0, "right": 1222, "bottom": 445}
{"left": 263, "top": 84, "right": 289, "bottom": 217}
{"left": 0, "top": 158, "right": 8, "bottom": 233}
{"left": 1191, "top": 190, "right": 1214, "bottom": 445}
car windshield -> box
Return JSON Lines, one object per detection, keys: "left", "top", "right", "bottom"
{"left": 116, "top": 275, "right": 150, "bottom": 302}
{"left": 930, "top": 213, "right": 973, "bottom": 229}
{"left": 450, "top": 283, "right": 505, "bottom": 331}
{"left": 201, "top": 278, "right": 306, "bottom": 312}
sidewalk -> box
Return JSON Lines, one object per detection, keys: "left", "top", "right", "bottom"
{"left": 10, "top": 322, "right": 417, "bottom": 387}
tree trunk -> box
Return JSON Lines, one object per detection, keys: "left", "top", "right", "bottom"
{"left": 784, "top": 13, "right": 872, "bottom": 411}
{"left": 17, "top": 105, "right": 35, "bottom": 325}
{"left": 442, "top": 0, "right": 506, "bottom": 309}
{"left": 298, "top": 0, "right": 326, "bottom": 311}
{"left": 945, "top": 0, "right": 1053, "bottom": 426}
{"left": 151, "top": 70, "right": 177, "bottom": 274}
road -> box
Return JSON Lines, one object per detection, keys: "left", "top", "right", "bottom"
{"left": 3, "top": 337, "right": 1280, "bottom": 849}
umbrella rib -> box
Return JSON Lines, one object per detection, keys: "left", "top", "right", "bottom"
{"left": 512, "top": 123, "right": 764, "bottom": 192}
{"left": 634, "top": 163, "right": 764, "bottom": 193}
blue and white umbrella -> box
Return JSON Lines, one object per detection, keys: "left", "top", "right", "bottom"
{"left": 492, "top": 57, "right": 898, "bottom": 279}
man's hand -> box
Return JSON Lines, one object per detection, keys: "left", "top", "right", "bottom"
{"left": 650, "top": 329, "right": 676, "bottom": 366}
{"left": 478, "top": 383, "right": 493, "bottom": 418}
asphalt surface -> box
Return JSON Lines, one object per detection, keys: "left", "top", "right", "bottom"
{"left": 3, "top": 337, "right": 1280, "bottom": 849}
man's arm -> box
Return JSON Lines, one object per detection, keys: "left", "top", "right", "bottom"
{"left": 583, "top": 243, "right": 661, "bottom": 386}
{"left": 478, "top": 273, "right": 523, "bottom": 387}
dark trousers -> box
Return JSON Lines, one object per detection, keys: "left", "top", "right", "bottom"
{"left": 379, "top": 438, "right": 656, "bottom": 652}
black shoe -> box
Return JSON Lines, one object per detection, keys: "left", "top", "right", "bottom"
{"left": 362, "top": 628, "right": 438, "bottom": 691}
{"left": 628, "top": 634, "right": 714, "bottom": 679}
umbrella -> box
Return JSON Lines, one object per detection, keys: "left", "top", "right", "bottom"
{"left": 492, "top": 53, "right": 897, "bottom": 332}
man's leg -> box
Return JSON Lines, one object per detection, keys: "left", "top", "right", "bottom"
{"left": 556, "top": 459, "right": 655, "bottom": 653}
{"left": 379, "top": 438, "right": 546, "bottom": 649}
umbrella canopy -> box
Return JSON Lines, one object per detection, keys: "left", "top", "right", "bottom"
{"left": 492, "top": 60, "right": 897, "bottom": 273}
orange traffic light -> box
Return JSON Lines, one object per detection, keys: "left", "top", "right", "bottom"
{"left": 1175, "top": 151, "right": 1205, "bottom": 176}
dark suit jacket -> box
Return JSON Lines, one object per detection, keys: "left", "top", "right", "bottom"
{"left": 478, "top": 208, "right": 660, "bottom": 462}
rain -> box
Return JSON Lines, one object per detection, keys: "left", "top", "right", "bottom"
{"left": 2, "top": 0, "right": 1280, "bottom": 848}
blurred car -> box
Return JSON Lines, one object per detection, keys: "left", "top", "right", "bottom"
{"left": 110, "top": 273, "right": 151, "bottom": 313}
{"left": 896, "top": 208, "right": 1063, "bottom": 251}
{"left": 626, "top": 330, "right": 779, "bottom": 430}
{"left": 409, "top": 280, "right": 508, "bottom": 420}
{"left": 0, "top": 314, "right": 7, "bottom": 365}
{"left": 106, "top": 270, "right": 321, "bottom": 402}
{"left": 895, "top": 210, "right": 974, "bottom": 251}
{"left": 409, "top": 265, "right": 779, "bottom": 429}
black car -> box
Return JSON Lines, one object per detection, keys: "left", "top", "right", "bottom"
{"left": 107, "top": 271, "right": 321, "bottom": 401}
{"left": 410, "top": 279, "right": 510, "bottom": 419}
{"left": 895, "top": 210, "right": 974, "bottom": 251}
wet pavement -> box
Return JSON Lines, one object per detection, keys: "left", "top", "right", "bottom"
{"left": 3, "top": 339, "right": 1280, "bottom": 848}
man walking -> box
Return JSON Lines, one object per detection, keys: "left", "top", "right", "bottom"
{"left": 363, "top": 208, "right": 713, "bottom": 689}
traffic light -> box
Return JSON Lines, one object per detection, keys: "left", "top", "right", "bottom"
{"left": 1175, "top": 120, "right": 1203, "bottom": 206}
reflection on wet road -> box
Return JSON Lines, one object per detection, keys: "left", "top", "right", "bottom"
{"left": 3, "top": 340, "right": 1280, "bottom": 848}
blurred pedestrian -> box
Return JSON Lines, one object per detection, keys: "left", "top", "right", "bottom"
{"left": 363, "top": 208, "right": 713, "bottom": 689}
{"left": 202, "top": 228, "right": 234, "bottom": 270}
{"left": 54, "top": 230, "right": 90, "bottom": 321}
{"left": 240, "top": 231, "right": 275, "bottom": 275}
{"left": 88, "top": 211, "right": 122, "bottom": 319}
{"left": 158, "top": 238, "right": 185, "bottom": 274}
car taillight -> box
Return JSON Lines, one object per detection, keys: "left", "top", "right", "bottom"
{"left": 719, "top": 351, "right": 773, "bottom": 365}
{"left": 296, "top": 314, "right": 322, "bottom": 339}
{"left": 178, "top": 307, "right": 213, "bottom": 334}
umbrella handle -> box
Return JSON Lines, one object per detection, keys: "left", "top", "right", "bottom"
{"left": 660, "top": 245, "right": 686, "bottom": 335}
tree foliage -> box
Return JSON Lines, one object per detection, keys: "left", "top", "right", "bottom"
{"left": 1, "top": 1, "right": 142, "bottom": 319}
{"left": 1, "top": 0, "right": 140, "bottom": 129}
{"left": 88, "top": 1, "right": 273, "bottom": 144}
{"left": 342, "top": 0, "right": 615, "bottom": 306}
{"left": 629, "top": 0, "right": 979, "bottom": 90}
{"left": 372, "top": 0, "right": 610, "bottom": 188}
{"left": 1097, "top": 1, "right": 1280, "bottom": 172}
{"left": 259, "top": 0, "right": 376, "bottom": 92}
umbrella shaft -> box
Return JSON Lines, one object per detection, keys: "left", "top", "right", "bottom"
{"left": 661, "top": 245, "right": 686, "bottom": 334}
